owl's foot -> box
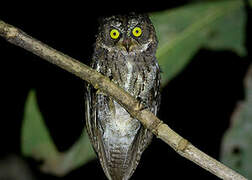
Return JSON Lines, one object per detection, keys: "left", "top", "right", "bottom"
{"left": 96, "top": 89, "right": 107, "bottom": 96}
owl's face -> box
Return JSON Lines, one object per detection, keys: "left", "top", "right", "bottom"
{"left": 96, "top": 13, "right": 157, "bottom": 55}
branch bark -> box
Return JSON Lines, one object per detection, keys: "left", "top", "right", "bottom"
{"left": 0, "top": 20, "right": 247, "bottom": 180}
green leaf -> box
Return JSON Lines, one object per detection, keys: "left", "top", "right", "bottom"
{"left": 150, "top": 0, "right": 246, "bottom": 86}
{"left": 21, "top": 90, "right": 96, "bottom": 176}
{"left": 21, "top": 90, "right": 59, "bottom": 160}
{"left": 203, "top": 3, "right": 246, "bottom": 56}
{"left": 45, "top": 128, "right": 96, "bottom": 176}
{"left": 220, "top": 65, "right": 252, "bottom": 179}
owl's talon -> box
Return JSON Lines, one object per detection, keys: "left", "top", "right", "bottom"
{"left": 136, "top": 97, "right": 148, "bottom": 111}
{"left": 94, "top": 84, "right": 99, "bottom": 89}
{"left": 108, "top": 75, "right": 113, "bottom": 81}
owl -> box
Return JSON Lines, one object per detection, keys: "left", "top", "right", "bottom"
{"left": 85, "top": 13, "right": 161, "bottom": 180}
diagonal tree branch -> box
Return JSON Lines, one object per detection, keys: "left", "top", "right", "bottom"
{"left": 0, "top": 20, "right": 247, "bottom": 180}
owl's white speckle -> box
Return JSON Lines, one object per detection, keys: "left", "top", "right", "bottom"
{"left": 140, "top": 39, "right": 152, "bottom": 52}
{"left": 125, "top": 60, "right": 133, "bottom": 91}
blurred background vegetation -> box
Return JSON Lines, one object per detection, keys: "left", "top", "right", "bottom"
{"left": 0, "top": 0, "right": 251, "bottom": 179}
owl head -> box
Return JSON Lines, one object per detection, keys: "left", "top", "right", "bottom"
{"left": 96, "top": 13, "right": 158, "bottom": 55}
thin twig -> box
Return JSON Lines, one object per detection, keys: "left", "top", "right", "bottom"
{"left": 0, "top": 20, "right": 247, "bottom": 180}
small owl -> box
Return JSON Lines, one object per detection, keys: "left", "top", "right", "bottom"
{"left": 85, "top": 13, "right": 161, "bottom": 180}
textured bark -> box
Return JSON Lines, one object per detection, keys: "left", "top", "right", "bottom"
{"left": 0, "top": 20, "right": 247, "bottom": 180}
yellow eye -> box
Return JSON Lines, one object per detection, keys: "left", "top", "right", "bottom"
{"left": 132, "top": 27, "right": 142, "bottom": 37}
{"left": 110, "top": 29, "right": 120, "bottom": 39}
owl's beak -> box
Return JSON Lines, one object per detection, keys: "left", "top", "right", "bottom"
{"left": 122, "top": 38, "right": 133, "bottom": 53}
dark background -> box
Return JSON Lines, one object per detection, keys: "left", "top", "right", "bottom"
{"left": 0, "top": 1, "right": 251, "bottom": 179}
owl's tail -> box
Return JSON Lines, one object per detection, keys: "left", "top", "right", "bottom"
{"left": 97, "top": 126, "right": 151, "bottom": 180}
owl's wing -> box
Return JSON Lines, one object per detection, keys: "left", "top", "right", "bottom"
{"left": 85, "top": 83, "right": 97, "bottom": 150}
{"left": 128, "top": 61, "right": 161, "bottom": 178}
{"left": 84, "top": 68, "right": 114, "bottom": 179}
{"left": 139, "top": 59, "right": 161, "bottom": 148}
{"left": 85, "top": 57, "right": 102, "bottom": 152}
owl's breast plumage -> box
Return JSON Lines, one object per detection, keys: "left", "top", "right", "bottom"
{"left": 100, "top": 51, "right": 158, "bottom": 97}
{"left": 94, "top": 50, "right": 157, "bottom": 135}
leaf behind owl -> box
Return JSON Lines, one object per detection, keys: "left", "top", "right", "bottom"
{"left": 150, "top": 0, "right": 246, "bottom": 86}
{"left": 21, "top": 90, "right": 59, "bottom": 162}
{"left": 21, "top": 90, "right": 96, "bottom": 176}
{"left": 220, "top": 65, "right": 252, "bottom": 179}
